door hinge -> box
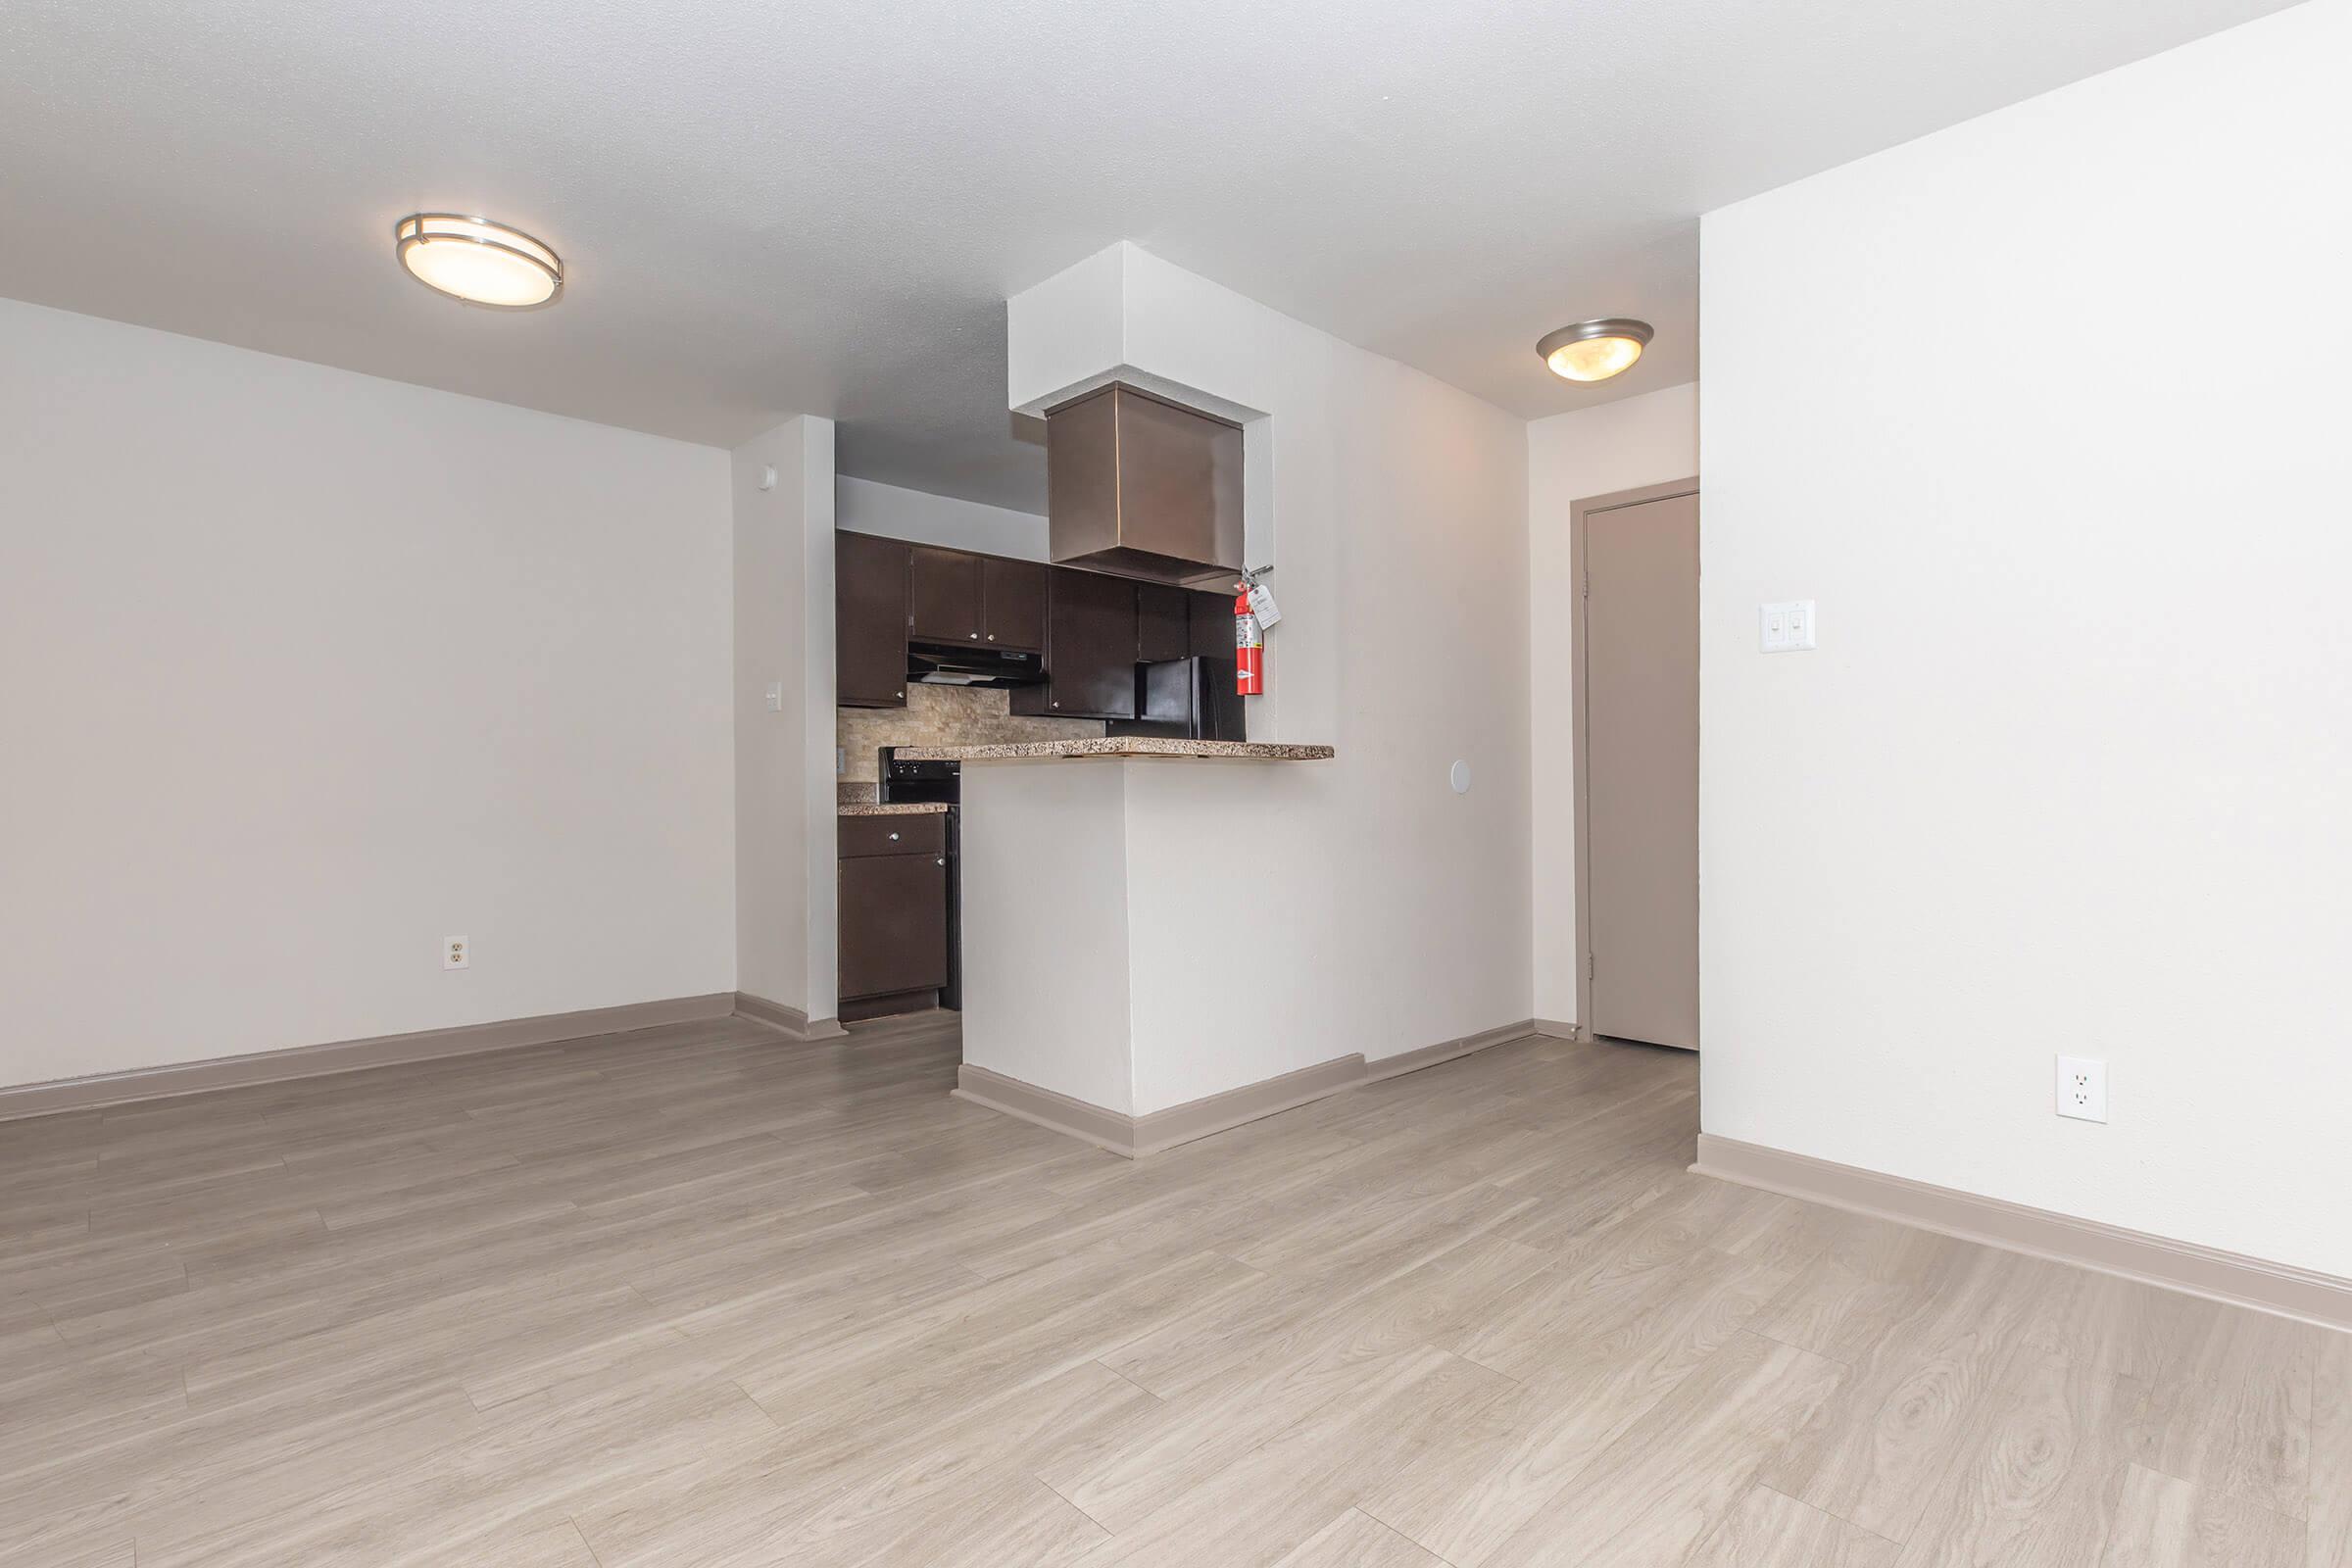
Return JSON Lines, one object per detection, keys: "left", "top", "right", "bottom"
{"left": 1587, "top": 953, "right": 1595, "bottom": 980}
{"left": 1582, "top": 571, "right": 1590, "bottom": 600}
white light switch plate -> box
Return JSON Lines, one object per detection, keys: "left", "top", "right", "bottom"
{"left": 1760, "top": 600, "right": 1817, "bottom": 653}
{"left": 2056, "top": 1055, "right": 2107, "bottom": 1123}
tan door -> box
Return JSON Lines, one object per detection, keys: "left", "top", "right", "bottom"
{"left": 1585, "top": 490, "right": 1699, "bottom": 1050}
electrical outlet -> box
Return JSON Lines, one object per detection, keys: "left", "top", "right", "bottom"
{"left": 443, "top": 935, "right": 470, "bottom": 971}
{"left": 2056, "top": 1055, "right": 2106, "bottom": 1123}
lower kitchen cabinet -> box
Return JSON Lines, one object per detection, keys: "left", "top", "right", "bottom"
{"left": 838, "top": 818, "right": 950, "bottom": 1020}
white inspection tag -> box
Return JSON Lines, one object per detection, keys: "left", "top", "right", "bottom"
{"left": 1246, "top": 580, "right": 1282, "bottom": 628}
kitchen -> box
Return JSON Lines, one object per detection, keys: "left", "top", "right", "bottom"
{"left": 830, "top": 382, "right": 1310, "bottom": 1032}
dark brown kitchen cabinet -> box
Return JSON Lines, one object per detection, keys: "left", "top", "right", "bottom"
{"left": 1189, "top": 587, "right": 1236, "bottom": 659}
{"left": 1136, "top": 583, "right": 1191, "bottom": 663}
{"left": 1012, "top": 568, "right": 1138, "bottom": 721}
{"left": 836, "top": 531, "right": 910, "bottom": 708}
{"left": 907, "top": 547, "right": 1048, "bottom": 655}
{"left": 907, "top": 546, "right": 985, "bottom": 644}
{"left": 981, "top": 558, "right": 1047, "bottom": 652}
{"left": 838, "top": 823, "right": 949, "bottom": 1016}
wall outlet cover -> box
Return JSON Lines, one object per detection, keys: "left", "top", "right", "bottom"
{"left": 443, "top": 935, "right": 470, "bottom": 971}
{"left": 2056, "top": 1054, "right": 2106, "bottom": 1123}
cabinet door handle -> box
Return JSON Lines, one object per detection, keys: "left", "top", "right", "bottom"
{"left": 887, "top": 831, "right": 900, "bottom": 841}
{"left": 1051, "top": 700, "right": 1059, "bottom": 709}
{"left": 968, "top": 631, "right": 979, "bottom": 639}
{"left": 895, "top": 689, "right": 904, "bottom": 699}
{"left": 986, "top": 634, "right": 995, "bottom": 642}
{"left": 936, "top": 858, "right": 946, "bottom": 866}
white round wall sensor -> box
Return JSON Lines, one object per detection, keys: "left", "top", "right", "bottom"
{"left": 1449, "top": 760, "right": 1472, "bottom": 794}
{"left": 758, "top": 465, "right": 778, "bottom": 491}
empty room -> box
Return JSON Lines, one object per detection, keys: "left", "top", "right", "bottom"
{"left": 3, "top": 1, "right": 2346, "bottom": 1563}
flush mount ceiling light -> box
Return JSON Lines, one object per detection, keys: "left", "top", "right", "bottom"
{"left": 395, "top": 214, "right": 563, "bottom": 308}
{"left": 1537, "top": 318, "right": 1652, "bottom": 383}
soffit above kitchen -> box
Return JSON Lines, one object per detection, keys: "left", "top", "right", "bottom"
{"left": 0, "top": 0, "right": 2298, "bottom": 512}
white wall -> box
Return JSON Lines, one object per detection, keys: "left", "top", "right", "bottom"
{"left": 960, "top": 760, "right": 1137, "bottom": 1114}
{"left": 1526, "top": 384, "right": 1698, "bottom": 1024}
{"left": 732, "top": 416, "right": 837, "bottom": 1020}
{"left": 837, "top": 474, "right": 1048, "bottom": 561}
{"left": 1700, "top": 0, "right": 2352, "bottom": 1276}
{"left": 0, "top": 298, "right": 736, "bottom": 1089}
{"left": 1005, "top": 244, "right": 1532, "bottom": 1110}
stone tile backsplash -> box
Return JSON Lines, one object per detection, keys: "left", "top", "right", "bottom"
{"left": 835, "top": 684, "right": 1105, "bottom": 782}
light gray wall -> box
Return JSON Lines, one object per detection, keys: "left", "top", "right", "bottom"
{"left": 1699, "top": 0, "right": 2351, "bottom": 1275}
{"left": 837, "top": 474, "right": 1049, "bottom": 561}
{"left": 732, "top": 416, "right": 837, "bottom": 1018}
{"left": 1525, "top": 383, "right": 1698, "bottom": 1024}
{"left": 0, "top": 298, "right": 737, "bottom": 1088}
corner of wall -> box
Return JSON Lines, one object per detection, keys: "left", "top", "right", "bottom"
{"left": 800, "top": 416, "right": 839, "bottom": 1024}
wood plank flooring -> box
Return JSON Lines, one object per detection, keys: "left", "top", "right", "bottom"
{"left": 2, "top": 1011, "right": 2343, "bottom": 1566}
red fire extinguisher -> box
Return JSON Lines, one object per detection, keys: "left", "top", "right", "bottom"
{"left": 1234, "top": 587, "right": 1263, "bottom": 697}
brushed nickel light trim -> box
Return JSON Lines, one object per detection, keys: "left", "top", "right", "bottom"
{"left": 394, "top": 214, "right": 564, "bottom": 309}
{"left": 1538, "top": 318, "right": 1652, "bottom": 382}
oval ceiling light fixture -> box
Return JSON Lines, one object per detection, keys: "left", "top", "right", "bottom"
{"left": 395, "top": 214, "right": 563, "bottom": 309}
{"left": 1537, "top": 318, "right": 1652, "bottom": 383}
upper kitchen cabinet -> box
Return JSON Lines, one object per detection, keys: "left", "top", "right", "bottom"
{"left": 980, "top": 558, "right": 1047, "bottom": 652}
{"left": 906, "top": 546, "right": 1048, "bottom": 654}
{"left": 1135, "top": 583, "right": 1191, "bottom": 663}
{"left": 1047, "top": 384, "right": 1243, "bottom": 584}
{"left": 907, "top": 546, "right": 985, "bottom": 645}
{"left": 1010, "top": 567, "right": 1138, "bottom": 721}
{"left": 836, "top": 530, "right": 910, "bottom": 709}
{"left": 1188, "top": 587, "right": 1237, "bottom": 659}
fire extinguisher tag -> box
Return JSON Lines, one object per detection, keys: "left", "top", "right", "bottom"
{"left": 1246, "top": 580, "right": 1282, "bottom": 628}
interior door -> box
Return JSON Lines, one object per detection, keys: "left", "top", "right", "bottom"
{"left": 1585, "top": 489, "right": 1699, "bottom": 1050}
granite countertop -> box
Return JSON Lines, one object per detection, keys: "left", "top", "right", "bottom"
{"left": 837, "top": 801, "right": 953, "bottom": 816}
{"left": 891, "top": 738, "right": 1335, "bottom": 762}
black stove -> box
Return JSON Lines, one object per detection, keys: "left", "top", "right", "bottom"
{"left": 879, "top": 750, "right": 959, "bottom": 806}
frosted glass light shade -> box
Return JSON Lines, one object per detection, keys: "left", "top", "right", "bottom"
{"left": 1537, "top": 318, "right": 1652, "bottom": 382}
{"left": 396, "top": 215, "right": 563, "bottom": 308}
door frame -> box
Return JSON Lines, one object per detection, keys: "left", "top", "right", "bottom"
{"left": 1570, "top": 476, "right": 1700, "bottom": 1041}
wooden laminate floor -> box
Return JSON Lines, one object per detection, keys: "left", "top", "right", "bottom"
{"left": 3, "top": 1012, "right": 2344, "bottom": 1566}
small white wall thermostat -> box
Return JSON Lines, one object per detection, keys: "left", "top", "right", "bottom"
{"left": 1760, "top": 600, "right": 1817, "bottom": 653}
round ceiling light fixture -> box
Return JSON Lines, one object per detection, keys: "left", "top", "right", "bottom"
{"left": 395, "top": 214, "right": 563, "bottom": 308}
{"left": 1537, "top": 318, "right": 1652, "bottom": 383}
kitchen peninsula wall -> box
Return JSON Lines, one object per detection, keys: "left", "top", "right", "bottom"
{"left": 836, "top": 685, "right": 1103, "bottom": 791}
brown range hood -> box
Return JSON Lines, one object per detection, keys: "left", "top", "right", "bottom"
{"left": 1045, "top": 382, "right": 1243, "bottom": 586}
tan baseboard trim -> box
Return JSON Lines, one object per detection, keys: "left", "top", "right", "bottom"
{"left": 1692, "top": 1133, "right": 2352, "bottom": 1333}
{"left": 958, "top": 1017, "right": 1537, "bottom": 1159}
{"left": 0, "top": 993, "right": 740, "bottom": 1122}
{"left": 733, "top": 991, "right": 845, "bottom": 1041}
{"left": 1133, "top": 1053, "right": 1367, "bottom": 1155}
{"left": 956, "top": 1054, "right": 1366, "bottom": 1160}
{"left": 1531, "top": 1017, "right": 1586, "bottom": 1041}
{"left": 1364, "top": 1018, "right": 1537, "bottom": 1082}
{"left": 953, "top": 1065, "right": 1139, "bottom": 1156}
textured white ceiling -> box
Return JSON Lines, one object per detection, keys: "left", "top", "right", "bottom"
{"left": 0, "top": 0, "right": 2298, "bottom": 510}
